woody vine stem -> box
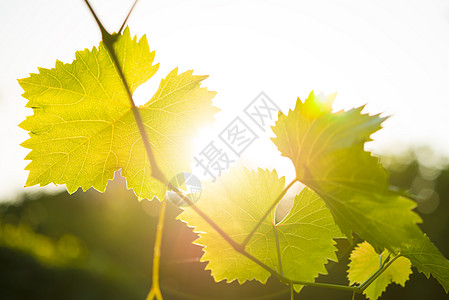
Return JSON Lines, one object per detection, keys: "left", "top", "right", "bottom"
{"left": 83, "top": 1, "right": 400, "bottom": 299}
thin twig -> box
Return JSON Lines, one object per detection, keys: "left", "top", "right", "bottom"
{"left": 167, "top": 183, "right": 244, "bottom": 252}
{"left": 274, "top": 223, "right": 284, "bottom": 276}
{"left": 119, "top": 0, "right": 139, "bottom": 34}
{"left": 242, "top": 178, "right": 298, "bottom": 247}
{"left": 289, "top": 280, "right": 359, "bottom": 292}
{"left": 146, "top": 200, "right": 166, "bottom": 300}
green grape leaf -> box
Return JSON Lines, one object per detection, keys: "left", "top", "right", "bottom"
{"left": 348, "top": 241, "right": 412, "bottom": 300}
{"left": 178, "top": 168, "right": 342, "bottom": 291}
{"left": 401, "top": 234, "right": 449, "bottom": 289}
{"left": 19, "top": 27, "right": 218, "bottom": 200}
{"left": 271, "top": 91, "right": 449, "bottom": 292}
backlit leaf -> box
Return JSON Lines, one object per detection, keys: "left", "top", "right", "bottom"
{"left": 348, "top": 241, "right": 412, "bottom": 300}
{"left": 19, "top": 27, "right": 218, "bottom": 200}
{"left": 271, "top": 91, "right": 449, "bottom": 292}
{"left": 178, "top": 168, "right": 342, "bottom": 292}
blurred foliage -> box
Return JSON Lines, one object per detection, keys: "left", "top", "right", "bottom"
{"left": 0, "top": 222, "right": 86, "bottom": 267}
{"left": 0, "top": 148, "right": 448, "bottom": 299}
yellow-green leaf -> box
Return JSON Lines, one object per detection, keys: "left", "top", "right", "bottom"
{"left": 19, "top": 27, "right": 218, "bottom": 200}
{"left": 271, "top": 91, "right": 449, "bottom": 292}
{"left": 178, "top": 168, "right": 342, "bottom": 291}
{"left": 348, "top": 241, "right": 412, "bottom": 300}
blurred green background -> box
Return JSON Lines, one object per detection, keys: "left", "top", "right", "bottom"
{"left": 1, "top": 1, "right": 449, "bottom": 299}
{"left": 0, "top": 148, "right": 447, "bottom": 300}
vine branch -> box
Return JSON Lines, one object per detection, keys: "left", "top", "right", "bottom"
{"left": 82, "top": 0, "right": 245, "bottom": 255}
{"left": 83, "top": 1, "right": 399, "bottom": 297}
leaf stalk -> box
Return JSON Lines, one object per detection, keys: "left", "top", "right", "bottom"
{"left": 358, "top": 253, "right": 400, "bottom": 292}
{"left": 242, "top": 178, "right": 298, "bottom": 247}
{"left": 146, "top": 200, "right": 166, "bottom": 300}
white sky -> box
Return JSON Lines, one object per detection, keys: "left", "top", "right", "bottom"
{"left": 1, "top": 0, "right": 449, "bottom": 200}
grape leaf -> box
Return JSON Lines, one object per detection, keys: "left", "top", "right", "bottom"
{"left": 177, "top": 168, "right": 342, "bottom": 291}
{"left": 19, "top": 27, "right": 218, "bottom": 200}
{"left": 348, "top": 241, "right": 412, "bottom": 300}
{"left": 401, "top": 233, "right": 449, "bottom": 289}
{"left": 271, "top": 91, "right": 449, "bottom": 292}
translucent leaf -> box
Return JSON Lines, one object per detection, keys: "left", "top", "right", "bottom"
{"left": 271, "top": 91, "right": 449, "bottom": 292}
{"left": 348, "top": 241, "right": 412, "bottom": 300}
{"left": 178, "top": 168, "right": 342, "bottom": 292}
{"left": 19, "top": 27, "right": 218, "bottom": 200}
